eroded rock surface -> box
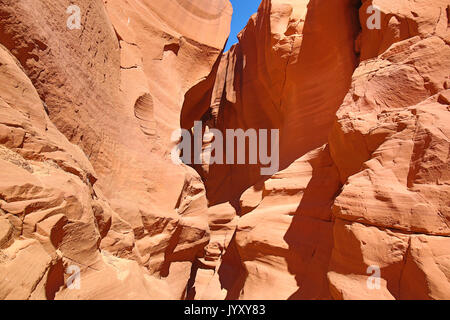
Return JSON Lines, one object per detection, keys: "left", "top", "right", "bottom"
{"left": 183, "top": 0, "right": 450, "bottom": 300}
{"left": 0, "top": 0, "right": 231, "bottom": 299}
{"left": 0, "top": 0, "right": 449, "bottom": 300}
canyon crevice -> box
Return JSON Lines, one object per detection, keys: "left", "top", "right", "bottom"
{"left": 0, "top": 0, "right": 449, "bottom": 300}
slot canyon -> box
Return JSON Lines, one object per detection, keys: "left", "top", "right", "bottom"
{"left": 0, "top": 0, "right": 449, "bottom": 300}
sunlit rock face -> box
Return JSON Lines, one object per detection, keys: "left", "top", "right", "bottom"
{"left": 0, "top": 0, "right": 449, "bottom": 300}
{"left": 327, "top": 0, "right": 450, "bottom": 300}
{"left": 0, "top": 0, "right": 230, "bottom": 299}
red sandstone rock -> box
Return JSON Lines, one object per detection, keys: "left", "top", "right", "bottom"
{"left": 0, "top": 0, "right": 449, "bottom": 300}
{"left": 327, "top": 0, "right": 450, "bottom": 299}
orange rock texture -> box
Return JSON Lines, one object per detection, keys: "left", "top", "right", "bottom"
{"left": 0, "top": 0, "right": 449, "bottom": 300}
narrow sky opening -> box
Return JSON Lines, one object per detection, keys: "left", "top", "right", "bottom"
{"left": 225, "top": 0, "right": 261, "bottom": 51}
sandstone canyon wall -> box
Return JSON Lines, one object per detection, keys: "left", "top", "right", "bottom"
{"left": 0, "top": 0, "right": 449, "bottom": 300}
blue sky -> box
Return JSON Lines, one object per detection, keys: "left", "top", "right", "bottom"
{"left": 225, "top": 0, "right": 261, "bottom": 51}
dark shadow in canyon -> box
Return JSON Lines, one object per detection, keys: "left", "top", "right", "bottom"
{"left": 283, "top": 0, "right": 362, "bottom": 299}
{"left": 179, "top": 0, "right": 362, "bottom": 299}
